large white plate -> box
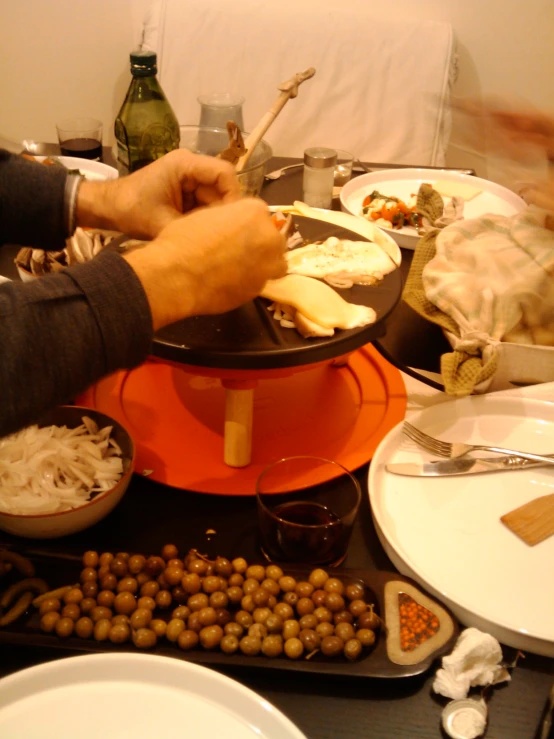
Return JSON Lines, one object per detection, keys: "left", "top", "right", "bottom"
{"left": 0, "top": 653, "right": 307, "bottom": 739}
{"left": 341, "top": 168, "right": 526, "bottom": 249}
{"left": 368, "top": 395, "right": 554, "bottom": 657}
{"left": 33, "top": 155, "right": 118, "bottom": 181}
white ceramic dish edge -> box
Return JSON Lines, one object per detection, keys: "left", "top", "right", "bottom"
{"left": 0, "top": 653, "right": 308, "bottom": 738}
{"left": 368, "top": 395, "right": 554, "bottom": 658}
{"left": 33, "top": 155, "right": 118, "bottom": 181}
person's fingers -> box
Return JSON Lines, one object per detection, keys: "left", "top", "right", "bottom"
{"left": 168, "top": 151, "right": 242, "bottom": 203}
{"left": 520, "top": 182, "right": 554, "bottom": 212}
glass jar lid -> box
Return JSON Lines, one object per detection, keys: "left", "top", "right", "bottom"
{"left": 304, "top": 147, "right": 337, "bottom": 168}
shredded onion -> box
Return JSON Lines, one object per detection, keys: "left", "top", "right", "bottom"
{"left": 0, "top": 417, "right": 126, "bottom": 515}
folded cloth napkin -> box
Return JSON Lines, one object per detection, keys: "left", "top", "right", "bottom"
{"left": 433, "top": 627, "right": 511, "bottom": 700}
{"left": 403, "top": 204, "right": 554, "bottom": 394}
{"left": 417, "top": 183, "right": 465, "bottom": 232}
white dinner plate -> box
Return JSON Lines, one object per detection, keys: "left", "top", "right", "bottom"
{"left": 0, "top": 653, "right": 307, "bottom": 739}
{"left": 33, "top": 155, "right": 118, "bottom": 181}
{"left": 340, "top": 168, "right": 526, "bottom": 249}
{"left": 368, "top": 395, "right": 554, "bottom": 657}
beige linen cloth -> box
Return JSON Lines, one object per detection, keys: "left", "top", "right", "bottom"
{"left": 403, "top": 198, "right": 554, "bottom": 395}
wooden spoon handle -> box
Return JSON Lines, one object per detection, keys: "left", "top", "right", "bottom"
{"left": 236, "top": 67, "right": 316, "bottom": 172}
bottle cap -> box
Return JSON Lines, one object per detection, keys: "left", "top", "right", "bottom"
{"left": 441, "top": 698, "right": 488, "bottom": 739}
{"left": 130, "top": 50, "right": 157, "bottom": 75}
{"left": 303, "top": 147, "right": 337, "bottom": 169}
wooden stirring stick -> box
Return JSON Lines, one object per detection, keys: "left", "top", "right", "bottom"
{"left": 236, "top": 67, "right": 316, "bottom": 172}
{"left": 501, "top": 492, "right": 554, "bottom": 546}
{"left": 221, "top": 67, "right": 315, "bottom": 467}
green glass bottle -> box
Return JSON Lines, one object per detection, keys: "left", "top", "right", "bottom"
{"left": 114, "top": 50, "right": 179, "bottom": 175}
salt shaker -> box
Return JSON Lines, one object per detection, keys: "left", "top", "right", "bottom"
{"left": 302, "top": 147, "right": 337, "bottom": 208}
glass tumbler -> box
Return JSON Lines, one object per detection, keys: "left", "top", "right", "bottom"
{"left": 198, "top": 93, "right": 245, "bottom": 131}
{"left": 256, "top": 456, "right": 361, "bottom": 567}
{"left": 333, "top": 149, "right": 355, "bottom": 187}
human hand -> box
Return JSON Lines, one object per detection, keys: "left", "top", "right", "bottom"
{"left": 76, "top": 149, "right": 242, "bottom": 239}
{"left": 452, "top": 97, "right": 554, "bottom": 162}
{"left": 123, "top": 198, "right": 287, "bottom": 330}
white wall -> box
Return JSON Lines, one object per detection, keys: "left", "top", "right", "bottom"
{"left": 0, "top": 0, "right": 149, "bottom": 147}
{"left": 1, "top": 0, "right": 553, "bottom": 180}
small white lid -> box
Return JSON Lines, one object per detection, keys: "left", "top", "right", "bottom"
{"left": 441, "top": 698, "right": 488, "bottom": 739}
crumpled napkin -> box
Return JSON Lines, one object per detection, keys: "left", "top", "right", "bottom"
{"left": 433, "top": 627, "right": 511, "bottom": 700}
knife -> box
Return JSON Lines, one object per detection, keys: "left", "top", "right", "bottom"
{"left": 386, "top": 454, "right": 554, "bottom": 477}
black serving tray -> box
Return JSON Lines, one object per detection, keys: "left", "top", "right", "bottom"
{"left": 0, "top": 548, "right": 458, "bottom": 679}
{"left": 152, "top": 215, "right": 403, "bottom": 370}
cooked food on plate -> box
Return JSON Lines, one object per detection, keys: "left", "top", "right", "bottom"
{"left": 362, "top": 190, "right": 422, "bottom": 230}
{"left": 432, "top": 179, "right": 482, "bottom": 201}
{"left": 286, "top": 235, "right": 396, "bottom": 288}
{"left": 261, "top": 274, "right": 376, "bottom": 338}
{"left": 360, "top": 181, "right": 482, "bottom": 232}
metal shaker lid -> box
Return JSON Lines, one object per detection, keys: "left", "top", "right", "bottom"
{"left": 303, "top": 147, "right": 337, "bottom": 168}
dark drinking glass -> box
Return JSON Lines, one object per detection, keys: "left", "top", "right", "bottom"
{"left": 56, "top": 117, "right": 103, "bottom": 162}
{"left": 256, "top": 456, "right": 361, "bottom": 567}
{"left": 59, "top": 138, "right": 103, "bottom": 161}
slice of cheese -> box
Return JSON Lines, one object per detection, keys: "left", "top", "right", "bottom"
{"left": 433, "top": 180, "right": 482, "bottom": 201}
{"left": 260, "top": 274, "right": 376, "bottom": 330}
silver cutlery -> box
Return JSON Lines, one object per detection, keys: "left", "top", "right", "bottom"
{"left": 403, "top": 421, "right": 554, "bottom": 466}
{"left": 386, "top": 455, "right": 553, "bottom": 477}
{"left": 264, "top": 163, "right": 304, "bottom": 181}
{"left": 264, "top": 159, "right": 372, "bottom": 182}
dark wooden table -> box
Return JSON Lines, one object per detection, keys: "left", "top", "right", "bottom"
{"left": 0, "top": 153, "right": 552, "bottom": 739}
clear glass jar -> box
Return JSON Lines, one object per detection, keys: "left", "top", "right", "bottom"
{"left": 302, "top": 147, "right": 337, "bottom": 208}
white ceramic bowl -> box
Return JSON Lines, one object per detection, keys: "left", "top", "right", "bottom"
{"left": 0, "top": 406, "right": 135, "bottom": 539}
{"left": 340, "top": 168, "right": 526, "bottom": 250}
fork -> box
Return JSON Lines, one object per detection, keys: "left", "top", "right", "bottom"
{"left": 403, "top": 421, "right": 554, "bottom": 466}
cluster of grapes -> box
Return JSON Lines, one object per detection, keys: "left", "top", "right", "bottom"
{"left": 37, "top": 545, "right": 380, "bottom": 661}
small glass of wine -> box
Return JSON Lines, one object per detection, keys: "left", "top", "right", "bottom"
{"left": 56, "top": 117, "right": 103, "bottom": 161}
{"left": 256, "top": 456, "right": 361, "bottom": 567}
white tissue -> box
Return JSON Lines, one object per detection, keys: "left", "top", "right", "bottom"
{"left": 433, "top": 627, "right": 511, "bottom": 700}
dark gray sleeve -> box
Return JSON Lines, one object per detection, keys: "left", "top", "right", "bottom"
{"left": 0, "top": 250, "right": 153, "bottom": 437}
{"left": 0, "top": 149, "right": 68, "bottom": 249}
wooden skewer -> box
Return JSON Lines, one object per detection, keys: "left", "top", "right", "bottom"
{"left": 236, "top": 67, "right": 316, "bottom": 173}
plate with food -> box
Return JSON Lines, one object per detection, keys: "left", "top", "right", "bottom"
{"left": 0, "top": 545, "right": 459, "bottom": 679}
{"left": 369, "top": 394, "right": 554, "bottom": 657}
{"left": 28, "top": 154, "right": 118, "bottom": 181}
{"left": 152, "top": 203, "right": 403, "bottom": 370}
{"left": 340, "top": 168, "right": 526, "bottom": 249}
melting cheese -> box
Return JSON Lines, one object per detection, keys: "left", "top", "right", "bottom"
{"left": 260, "top": 274, "right": 376, "bottom": 330}
{"left": 433, "top": 180, "right": 482, "bottom": 201}
{"left": 286, "top": 236, "right": 396, "bottom": 283}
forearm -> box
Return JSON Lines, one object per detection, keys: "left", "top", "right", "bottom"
{"left": 0, "top": 251, "right": 153, "bottom": 437}
{"left": 0, "top": 150, "right": 71, "bottom": 249}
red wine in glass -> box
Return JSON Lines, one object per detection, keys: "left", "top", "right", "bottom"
{"left": 59, "top": 138, "right": 102, "bottom": 161}
{"left": 258, "top": 500, "right": 351, "bottom": 566}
